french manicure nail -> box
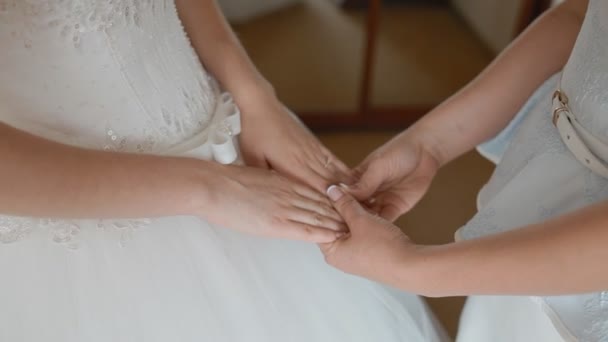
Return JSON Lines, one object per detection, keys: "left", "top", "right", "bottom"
{"left": 326, "top": 185, "right": 344, "bottom": 201}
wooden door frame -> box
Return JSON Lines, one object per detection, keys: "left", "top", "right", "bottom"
{"left": 299, "top": 0, "right": 551, "bottom": 131}
{"left": 299, "top": 0, "right": 430, "bottom": 130}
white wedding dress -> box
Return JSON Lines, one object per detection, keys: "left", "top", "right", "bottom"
{"left": 0, "top": 1, "right": 446, "bottom": 341}
{"left": 458, "top": 0, "right": 608, "bottom": 341}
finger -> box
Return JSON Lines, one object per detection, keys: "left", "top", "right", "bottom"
{"left": 292, "top": 197, "right": 343, "bottom": 222}
{"left": 375, "top": 191, "right": 418, "bottom": 221}
{"left": 371, "top": 203, "right": 385, "bottom": 217}
{"left": 347, "top": 161, "right": 385, "bottom": 201}
{"left": 277, "top": 157, "right": 329, "bottom": 195}
{"left": 326, "top": 185, "right": 370, "bottom": 230}
{"left": 317, "top": 233, "right": 349, "bottom": 261}
{"left": 365, "top": 196, "right": 378, "bottom": 208}
{"left": 287, "top": 207, "right": 348, "bottom": 232}
{"left": 362, "top": 201, "right": 382, "bottom": 216}
{"left": 351, "top": 162, "right": 366, "bottom": 180}
{"left": 307, "top": 154, "right": 338, "bottom": 192}
{"left": 317, "top": 241, "right": 333, "bottom": 256}
{"left": 292, "top": 182, "right": 329, "bottom": 203}
{"left": 313, "top": 157, "right": 357, "bottom": 194}
{"left": 329, "top": 157, "right": 357, "bottom": 185}
{"left": 283, "top": 221, "right": 345, "bottom": 243}
{"left": 379, "top": 204, "right": 403, "bottom": 222}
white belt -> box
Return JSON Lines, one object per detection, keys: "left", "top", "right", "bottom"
{"left": 552, "top": 89, "right": 608, "bottom": 178}
{"left": 166, "top": 92, "right": 241, "bottom": 164}
{"left": 3, "top": 92, "right": 242, "bottom": 165}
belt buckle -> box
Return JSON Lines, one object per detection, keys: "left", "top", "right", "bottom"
{"left": 552, "top": 89, "right": 570, "bottom": 126}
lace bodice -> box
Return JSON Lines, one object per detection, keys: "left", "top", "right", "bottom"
{"left": 0, "top": 0, "right": 242, "bottom": 247}
{"left": 0, "top": 0, "right": 219, "bottom": 152}
{"left": 562, "top": 0, "right": 608, "bottom": 143}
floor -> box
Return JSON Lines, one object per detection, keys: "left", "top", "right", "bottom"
{"left": 233, "top": 0, "right": 493, "bottom": 112}
{"left": 317, "top": 131, "right": 495, "bottom": 338}
{"left": 232, "top": 0, "right": 498, "bottom": 338}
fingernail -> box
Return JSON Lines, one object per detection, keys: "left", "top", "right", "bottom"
{"left": 326, "top": 185, "right": 345, "bottom": 201}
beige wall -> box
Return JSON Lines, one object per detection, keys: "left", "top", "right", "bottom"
{"left": 451, "top": 0, "right": 524, "bottom": 53}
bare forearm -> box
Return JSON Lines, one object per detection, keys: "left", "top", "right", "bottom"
{"left": 0, "top": 123, "right": 216, "bottom": 219}
{"left": 411, "top": 0, "right": 587, "bottom": 165}
{"left": 408, "top": 201, "right": 608, "bottom": 297}
{"left": 175, "top": 0, "right": 276, "bottom": 107}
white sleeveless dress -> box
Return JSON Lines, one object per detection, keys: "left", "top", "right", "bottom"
{"left": 457, "top": 1, "right": 608, "bottom": 341}
{"left": 0, "top": 1, "right": 447, "bottom": 341}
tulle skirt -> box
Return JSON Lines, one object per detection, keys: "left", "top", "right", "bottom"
{"left": 0, "top": 213, "right": 447, "bottom": 341}
{"left": 457, "top": 296, "right": 564, "bottom": 342}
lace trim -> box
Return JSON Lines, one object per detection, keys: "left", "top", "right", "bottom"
{"left": 0, "top": 0, "right": 219, "bottom": 152}
{"left": 583, "top": 292, "right": 608, "bottom": 341}
{"left": 0, "top": 0, "right": 154, "bottom": 48}
{"left": 102, "top": 91, "right": 242, "bottom": 166}
{"left": 0, "top": 216, "right": 151, "bottom": 249}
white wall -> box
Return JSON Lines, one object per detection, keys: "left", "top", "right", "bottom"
{"left": 451, "top": 0, "right": 524, "bottom": 53}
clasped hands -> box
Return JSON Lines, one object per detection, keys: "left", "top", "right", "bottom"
{"left": 232, "top": 96, "right": 442, "bottom": 281}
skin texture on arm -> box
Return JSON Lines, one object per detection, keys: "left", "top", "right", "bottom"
{"left": 0, "top": 122, "right": 212, "bottom": 219}
{"left": 322, "top": 186, "right": 608, "bottom": 297}
{"left": 411, "top": 0, "right": 589, "bottom": 166}
{"left": 0, "top": 122, "right": 344, "bottom": 242}
{"left": 413, "top": 200, "right": 608, "bottom": 297}
{"left": 173, "top": 0, "right": 273, "bottom": 108}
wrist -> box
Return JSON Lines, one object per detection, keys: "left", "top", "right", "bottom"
{"left": 171, "top": 158, "right": 229, "bottom": 217}
{"left": 230, "top": 77, "right": 278, "bottom": 112}
{"left": 401, "top": 242, "right": 476, "bottom": 297}
{"left": 399, "top": 126, "right": 445, "bottom": 169}
{"left": 405, "top": 98, "right": 477, "bottom": 167}
{"left": 391, "top": 243, "right": 451, "bottom": 297}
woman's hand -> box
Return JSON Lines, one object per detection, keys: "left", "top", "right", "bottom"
{"left": 319, "top": 185, "right": 425, "bottom": 288}
{"left": 239, "top": 95, "right": 354, "bottom": 194}
{"left": 177, "top": 0, "right": 353, "bottom": 193}
{"left": 347, "top": 131, "right": 441, "bottom": 221}
{"left": 202, "top": 163, "right": 346, "bottom": 243}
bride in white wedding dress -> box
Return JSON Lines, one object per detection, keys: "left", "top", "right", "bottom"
{"left": 0, "top": 1, "right": 446, "bottom": 341}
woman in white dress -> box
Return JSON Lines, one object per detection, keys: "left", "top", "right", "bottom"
{"left": 0, "top": 1, "right": 447, "bottom": 341}
{"left": 321, "top": 0, "right": 608, "bottom": 341}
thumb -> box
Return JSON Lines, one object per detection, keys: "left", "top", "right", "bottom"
{"left": 348, "top": 162, "right": 384, "bottom": 200}
{"left": 326, "top": 185, "right": 369, "bottom": 230}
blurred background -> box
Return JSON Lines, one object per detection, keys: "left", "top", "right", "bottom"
{"left": 219, "top": 0, "right": 553, "bottom": 338}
